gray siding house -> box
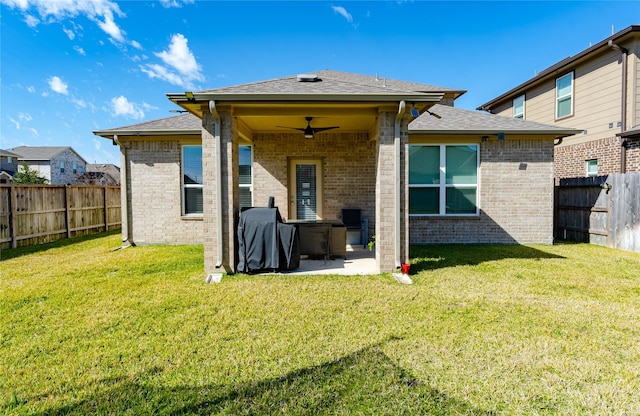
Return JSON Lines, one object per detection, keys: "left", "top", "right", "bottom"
{"left": 7, "top": 146, "right": 87, "bottom": 185}
{"left": 95, "top": 70, "right": 580, "bottom": 275}
{"left": 0, "top": 149, "right": 22, "bottom": 183}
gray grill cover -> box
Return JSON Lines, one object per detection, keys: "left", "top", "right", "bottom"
{"left": 237, "top": 207, "right": 299, "bottom": 273}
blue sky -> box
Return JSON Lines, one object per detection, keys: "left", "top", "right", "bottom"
{"left": 1, "top": 0, "right": 637, "bottom": 166}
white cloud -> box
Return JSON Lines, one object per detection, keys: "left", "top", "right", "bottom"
{"left": 155, "top": 34, "right": 201, "bottom": 77}
{"left": 1, "top": 0, "right": 127, "bottom": 43}
{"left": 10, "top": 112, "right": 37, "bottom": 135}
{"left": 24, "top": 14, "right": 39, "bottom": 27}
{"left": 110, "top": 95, "right": 144, "bottom": 119}
{"left": 141, "top": 33, "right": 204, "bottom": 89}
{"left": 71, "top": 97, "right": 88, "bottom": 108}
{"left": 131, "top": 40, "right": 142, "bottom": 50}
{"left": 74, "top": 45, "right": 86, "bottom": 55}
{"left": 331, "top": 6, "right": 353, "bottom": 23}
{"left": 27, "top": 86, "right": 35, "bottom": 93}
{"left": 140, "top": 63, "right": 183, "bottom": 86}
{"left": 160, "top": 0, "right": 195, "bottom": 8}
{"left": 142, "top": 102, "right": 159, "bottom": 111}
{"left": 48, "top": 76, "right": 69, "bottom": 95}
{"left": 63, "top": 27, "right": 75, "bottom": 39}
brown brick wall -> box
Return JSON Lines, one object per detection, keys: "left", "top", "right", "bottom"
{"left": 410, "top": 138, "right": 555, "bottom": 244}
{"left": 123, "top": 138, "right": 203, "bottom": 245}
{"left": 252, "top": 131, "right": 377, "bottom": 234}
{"left": 623, "top": 138, "right": 640, "bottom": 173}
{"left": 553, "top": 136, "right": 636, "bottom": 178}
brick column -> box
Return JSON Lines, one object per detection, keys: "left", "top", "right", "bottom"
{"left": 202, "top": 108, "right": 238, "bottom": 275}
{"left": 375, "top": 111, "right": 409, "bottom": 273}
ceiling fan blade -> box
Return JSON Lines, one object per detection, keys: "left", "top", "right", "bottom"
{"left": 312, "top": 126, "right": 340, "bottom": 133}
{"left": 276, "top": 126, "right": 306, "bottom": 132}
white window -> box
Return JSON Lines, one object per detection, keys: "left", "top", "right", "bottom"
{"left": 7, "top": 157, "right": 12, "bottom": 163}
{"left": 72, "top": 163, "right": 77, "bottom": 174}
{"left": 556, "top": 72, "right": 574, "bottom": 119}
{"left": 182, "top": 145, "right": 203, "bottom": 216}
{"left": 60, "top": 161, "right": 65, "bottom": 173}
{"left": 586, "top": 159, "right": 598, "bottom": 177}
{"left": 513, "top": 95, "right": 525, "bottom": 119}
{"left": 409, "top": 144, "right": 479, "bottom": 216}
{"left": 239, "top": 145, "right": 253, "bottom": 209}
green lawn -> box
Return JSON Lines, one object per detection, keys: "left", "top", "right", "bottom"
{"left": 2, "top": 231, "right": 640, "bottom": 415}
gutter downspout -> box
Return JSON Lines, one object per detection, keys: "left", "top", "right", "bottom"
{"left": 394, "top": 101, "right": 406, "bottom": 269}
{"left": 113, "top": 135, "right": 133, "bottom": 246}
{"left": 209, "top": 100, "right": 224, "bottom": 268}
{"left": 609, "top": 39, "right": 628, "bottom": 173}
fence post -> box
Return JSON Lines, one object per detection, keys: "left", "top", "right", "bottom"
{"left": 10, "top": 185, "right": 17, "bottom": 249}
{"left": 103, "top": 186, "right": 108, "bottom": 231}
{"left": 65, "top": 186, "right": 72, "bottom": 239}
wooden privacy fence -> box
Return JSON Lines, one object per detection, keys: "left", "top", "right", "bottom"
{"left": 0, "top": 185, "right": 121, "bottom": 250}
{"left": 555, "top": 173, "right": 640, "bottom": 252}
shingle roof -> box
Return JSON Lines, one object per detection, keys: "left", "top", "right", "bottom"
{"left": 93, "top": 113, "right": 201, "bottom": 136}
{"left": 7, "top": 146, "right": 86, "bottom": 162}
{"left": 409, "top": 104, "right": 583, "bottom": 136}
{"left": 1, "top": 149, "right": 22, "bottom": 158}
{"left": 197, "top": 69, "right": 465, "bottom": 97}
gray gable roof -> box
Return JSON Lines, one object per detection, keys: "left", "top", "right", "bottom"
{"left": 409, "top": 104, "right": 582, "bottom": 136}
{"left": 1, "top": 149, "right": 22, "bottom": 158}
{"left": 198, "top": 69, "right": 465, "bottom": 97}
{"left": 93, "top": 113, "right": 201, "bottom": 137}
{"left": 8, "top": 146, "right": 87, "bottom": 163}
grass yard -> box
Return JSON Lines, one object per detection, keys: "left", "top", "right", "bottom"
{"left": 1, "top": 231, "right": 640, "bottom": 415}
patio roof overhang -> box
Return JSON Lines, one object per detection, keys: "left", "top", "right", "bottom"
{"left": 166, "top": 92, "right": 444, "bottom": 142}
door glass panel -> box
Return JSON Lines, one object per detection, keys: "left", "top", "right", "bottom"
{"left": 296, "top": 164, "right": 317, "bottom": 220}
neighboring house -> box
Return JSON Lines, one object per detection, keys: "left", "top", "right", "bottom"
{"left": 77, "top": 163, "right": 121, "bottom": 185}
{"left": 0, "top": 149, "right": 22, "bottom": 183}
{"left": 478, "top": 25, "right": 640, "bottom": 179}
{"left": 7, "top": 146, "right": 87, "bottom": 185}
{"left": 94, "top": 69, "right": 579, "bottom": 275}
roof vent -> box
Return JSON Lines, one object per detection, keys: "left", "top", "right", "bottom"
{"left": 297, "top": 73, "right": 319, "bottom": 82}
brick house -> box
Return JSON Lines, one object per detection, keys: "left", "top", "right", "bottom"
{"left": 94, "top": 70, "right": 579, "bottom": 275}
{"left": 7, "top": 146, "right": 87, "bottom": 185}
{"left": 478, "top": 25, "right": 640, "bottom": 179}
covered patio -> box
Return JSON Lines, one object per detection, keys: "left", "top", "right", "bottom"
{"left": 168, "top": 70, "right": 451, "bottom": 276}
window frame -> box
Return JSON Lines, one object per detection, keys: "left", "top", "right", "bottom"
{"left": 72, "top": 162, "right": 77, "bottom": 174}
{"left": 60, "top": 161, "right": 65, "bottom": 173}
{"left": 555, "top": 72, "right": 574, "bottom": 120}
{"left": 409, "top": 144, "right": 480, "bottom": 217}
{"left": 238, "top": 145, "right": 253, "bottom": 209}
{"left": 181, "top": 145, "right": 204, "bottom": 217}
{"left": 586, "top": 159, "right": 598, "bottom": 177}
{"left": 513, "top": 94, "right": 525, "bottom": 119}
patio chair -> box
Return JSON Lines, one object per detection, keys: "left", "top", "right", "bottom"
{"left": 341, "top": 208, "right": 367, "bottom": 248}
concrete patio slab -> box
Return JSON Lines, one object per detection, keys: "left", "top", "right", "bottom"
{"left": 286, "top": 245, "right": 376, "bottom": 275}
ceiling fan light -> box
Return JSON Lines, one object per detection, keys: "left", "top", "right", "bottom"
{"left": 304, "top": 125, "right": 314, "bottom": 139}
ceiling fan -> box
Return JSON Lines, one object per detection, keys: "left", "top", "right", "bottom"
{"left": 277, "top": 116, "right": 339, "bottom": 139}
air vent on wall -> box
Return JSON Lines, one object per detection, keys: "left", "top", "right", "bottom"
{"left": 297, "top": 73, "right": 319, "bottom": 82}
